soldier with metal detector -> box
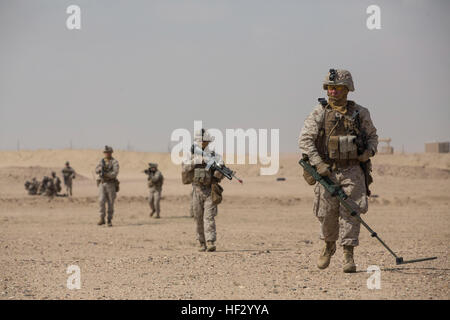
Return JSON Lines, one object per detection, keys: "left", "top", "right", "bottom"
{"left": 298, "top": 69, "right": 378, "bottom": 273}
{"left": 299, "top": 69, "right": 436, "bottom": 272}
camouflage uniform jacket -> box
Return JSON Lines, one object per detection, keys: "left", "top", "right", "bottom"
{"left": 95, "top": 158, "right": 119, "bottom": 182}
{"left": 298, "top": 101, "right": 378, "bottom": 166}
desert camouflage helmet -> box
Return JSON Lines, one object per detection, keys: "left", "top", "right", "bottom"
{"left": 103, "top": 145, "right": 113, "bottom": 153}
{"left": 65, "top": 161, "right": 70, "bottom": 165}
{"left": 323, "top": 69, "right": 354, "bottom": 92}
{"left": 148, "top": 162, "right": 158, "bottom": 168}
{"left": 194, "top": 128, "right": 214, "bottom": 142}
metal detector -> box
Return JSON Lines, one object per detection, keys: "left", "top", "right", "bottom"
{"left": 299, "top": 155, "right": 437, "bottom": 265}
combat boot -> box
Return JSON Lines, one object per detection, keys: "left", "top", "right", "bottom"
{"left": 155, "top": 214, "right": 160, "bottom": 219}
{"left": 343, "top": 245, "right": 356, "bottom": 273}
{"left": 97, "top": 218, "right": 105, "bottom": 226}
{"left": 107, "top": 220, "right": 113, "bottom": 227}
{"left": 198, "top": 242, "right": 207, "bottom": 252}
{"left": 149, "top": 210, "right": 155, "bottom": 217}
{"left": 206, "top": 241, "right": 216, "bottom": 252}
{"left": 317, "top": 241, "right": 336, "bottom": 269}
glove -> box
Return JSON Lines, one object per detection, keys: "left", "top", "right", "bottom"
{"left": 316, "top": 162, "right": 331, "bottom": 176}
{"left": 358, "top": 150, "right": 372, "bottom": 162}
{"left": 302, "top": 168, "right": 316, "bottom": 185}
{"left": 213, "top": 170, "right": 223, "bottom": 179}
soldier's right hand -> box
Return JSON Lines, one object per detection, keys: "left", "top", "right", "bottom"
{"left": 316, "top": 162, "right": 331, "bottom": 176}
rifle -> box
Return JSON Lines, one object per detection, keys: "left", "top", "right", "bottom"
{"left": 192, "top": 145, "right": 243, "bottom": 184}
{"left": 299, "top": 154, "right": 437, "bottom": 265}
{"left": 99, "top": 159, "right": 106, "bottom": 182}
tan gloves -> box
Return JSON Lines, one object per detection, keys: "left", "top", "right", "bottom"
{"left": 213, "top": 170, "right": 223, "bottom": 179}
{"left": 302, "top": 169, "right": 316, "bottom": 185}
{"left": 358, "top": 150, "right": 372, "bottom": 162}
{"left": 303, "top": 161, "right": 329, "bottom": 185}
{"left": 316, "top": 162, "right": 331, "bottom": 176}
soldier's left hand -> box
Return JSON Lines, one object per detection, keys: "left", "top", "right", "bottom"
{"left": 213, "top": 170, "right": 223, "bottom": 179}
{"left": 358, "top": 150, "right": 372, "bottom": 162}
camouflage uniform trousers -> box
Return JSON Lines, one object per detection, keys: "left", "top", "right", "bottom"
{"left": 64, "top": 178, "right": 73, "bottom": 196}
{"left": 99, "top": 181, "right": 116, "bottom": 221}
{"left": 193, "top": 184, "right": 218, "bottom": 243}
{"left": 149, "top": 186, "right": 162, "bottom": 215}
{"left": 189, "top": 187, "right": 195, "bottom": 217}
{"left": 313, "top": 164, "right": 368, "bottom": 247}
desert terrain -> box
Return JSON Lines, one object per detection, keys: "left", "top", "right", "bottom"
{"left": 0, "top": 150, "right": 449, "bottom": 300}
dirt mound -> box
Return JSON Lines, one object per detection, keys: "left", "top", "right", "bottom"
{"left": 0, "top": 166, "right": 89, "bottom": 184}
{"left": 0, "top": 150, "right": 449, "bottom": 181}
{"left": 373, "top": 164, "right": 450, "bottom": 179}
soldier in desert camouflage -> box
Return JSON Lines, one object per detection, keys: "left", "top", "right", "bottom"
{"left": 144, "top": 163, "right": 164, "bottom": 218}
{"left": 24, "top": 177, "right": 39, "bottom": 195}
{"left": 43, "top": 176, "right": 56, "bottom": 198}
{"left": 182, "top": 129, "right": 224, "bottom": 252}
{"left": 298, "top": 69, "right": 378, "bottom": 273}
{"left": 38, "top": 176, "right": 50, "bottom": 195}
{"left": 62, "top": 161, "right": 76, "bottom": 196}
{"left": 51, "top": 172, "right": 62, "bottom": 195}
{"left": 95, "top": 146, "right": 120, "bottom": 227}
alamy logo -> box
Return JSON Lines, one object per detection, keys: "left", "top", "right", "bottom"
{"left": 66, "top": 5, "right": 81, "bottom": 30}
{"left": 366, "top": 5, "right": 381, "bottom": 30}
{"left": 66, "top": 265, "right": 81, "bottom": 290}
{"left": 366, "top": 265, "right": 381, "bottom": 289}
{"left": 170, "top": 121, "right": 280, "bottom": 175}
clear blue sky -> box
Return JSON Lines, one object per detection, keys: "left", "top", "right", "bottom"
{"left": 1, "top": 0, "right": 449, "bottom": 152}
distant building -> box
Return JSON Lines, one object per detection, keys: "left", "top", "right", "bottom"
{"left": 379, "top": 138, "right": 394, "bottom": 154}
{"left": 425, "top": 142, "right": 449, "bottom": 153}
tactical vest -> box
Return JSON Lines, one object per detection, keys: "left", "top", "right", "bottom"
{"left": 316, "top": 101, "right": 360, "bottom": 165}
{"left": 148, "top": 171, "right": 163, "bottom": 188}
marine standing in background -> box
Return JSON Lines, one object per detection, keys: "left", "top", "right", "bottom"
{"left": 95, "top": 146, "right": 120, "bottom": 227}
{"left": 62, "top": 161, "right": 76, "bottom": 196}
{"left": 182, "top": 129, "right": 224, "bottom": 252}
{"left": 144, "top": 163, "right": 164, "bottom": 218}
{"left": 298, "top": 69, "right": 378, "bottom": 273}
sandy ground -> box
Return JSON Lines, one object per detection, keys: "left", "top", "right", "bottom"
{"left": 0, "top": 150, "right": 449, "bottom": 300}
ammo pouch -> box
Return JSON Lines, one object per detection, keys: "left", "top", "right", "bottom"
{"left": 181, "top": 169, "right": 194, "bottom": 185}
{"left": 193, "top": 168, "right": 212, "bottom": 185}
{"left": 211, "top": 183, "right": 223, "bottom": 205}
{"left": 328, "top": 135, "right": 358, "bottom": 160}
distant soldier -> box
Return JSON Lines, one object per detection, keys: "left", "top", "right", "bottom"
{"left": 62, "top": 161, "right": 76, "bottom": 196}
{"left": 51, "top": 172, "right": 62, "bottom": 194}
{"left": 182, "top": 129, "right": 224, "bottom": 252}
{"left": 144, "top": 163, "right": 164, "bottom": 218}
{"left": 298, "top": 69, "right": 378, "bottom": 273}
{"left": 24, "top": 180, "right": 33, "bottom": 195}
{"left": 43, "top": 176, "right": 56, "bottom": 198}
{"left": 95, "top": 146, "right": 120, "bottom": 227}
{"left": 38, "top": 176, "right": 49, "bottom": 195}
{"left": 25, "top": 177, "right": 39, "bottom": 195}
